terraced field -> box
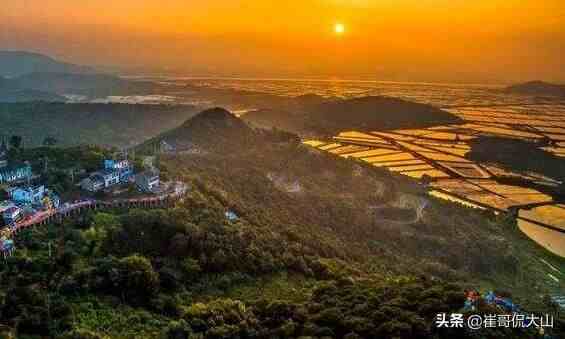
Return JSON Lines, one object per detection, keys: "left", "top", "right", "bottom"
{"left": 305, "top": 104, "right": 565, "bottom": 256}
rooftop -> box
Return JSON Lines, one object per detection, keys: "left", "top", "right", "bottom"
{"left": 93, "top": 169, "right": 119, "bottom": 177}
{"left": 3, "top": 206, "right": 21, "bottom": 214}
{"left": 139, "top": 168, "right": 160, "bottom": 178}
{"left": 0, "top": 162, "right": 31, "bottom": 173}
{"left": 86, "top": 174, "right": 106, "bottom": 183}
{"left": 0, "top": 201, "right": 17, "bottom": 213}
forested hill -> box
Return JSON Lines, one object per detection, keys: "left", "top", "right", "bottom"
{"left": 505, "top": 81, "right": 565, "bottom": 97}
{"left": 0, "top": 50, "right": 94, "bottom": 77}
{"left": 0, "top": 109, "right": 563, "bottom": 338}
{"left": 158, "top": 107, "right": 257, "bottom": 149}
{"left": 243, "top": 96, "right": 462, "bottom": 135}
{"left": 0, "top": 102, "right": 198, "bottom": 147}
{"left": 140, "top": 107, "right": 299, "bottom": 153}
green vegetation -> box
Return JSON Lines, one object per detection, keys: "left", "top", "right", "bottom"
{"left": 139, "top": 107, "right": 299, "bottom": 154}
{"left": 0, "top": 172, "right": 562, "bottom": 337}
{"left": 243, "top": 96, "right": 462, "bottom": 136}
{"left": 6, "top": 145, "right": 113, "bottom": 198}
{"left": 0, "top": 103, "right": 198, "bottom": 147}
{"left": 1, "top": 112, "right": 563, "bottom": 338}
{"left": 468, "top": 136, "right": 565, "bottom": 183}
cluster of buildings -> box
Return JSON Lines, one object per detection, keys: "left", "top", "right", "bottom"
{"left": 0, "top": 145, "right": 167, "bottom": 258}
{"left": 1, "top": 147, "right": 163, "bottom": 231}
{"left": 1, "top": 185, "right": 61, "bottom": 228}
{"left": 80, "top": 158, "right": 161, "bottom": 193}
{"left": 1, "top": 141, "right": 60, "bottom": 230}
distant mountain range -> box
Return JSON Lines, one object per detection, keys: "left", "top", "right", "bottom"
{"left": 0, "top": 71, "right": 160, "bottom": 102}
{"left": 505, "top": 80, "right": 565, "bottom": 97}
{"left": 0, "top": 51, "right": 94, "bottom": 78}
{"left": 9, "top": 72, "right": 157, "bottom": 98}
{"left": 0, "top": 51, "right": 159, "bottom": 102}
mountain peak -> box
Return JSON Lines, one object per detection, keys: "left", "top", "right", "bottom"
{"left": 181, "top": 107, "right": 246, "bottom": 129}
{"left": 189, "top": 107, "right": 234, "bottom": 121}
{"left": 152, "top": 107, "right": 255, "bottom": 152}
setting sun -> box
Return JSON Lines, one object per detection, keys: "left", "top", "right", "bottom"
{"left": 334, "top": 23, "right": 345, "bottom": 35}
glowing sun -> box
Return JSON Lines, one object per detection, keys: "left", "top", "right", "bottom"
{"left": 334, "top": 23, "right": 345, "bottom": 35}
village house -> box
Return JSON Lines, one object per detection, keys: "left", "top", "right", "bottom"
{"left": 81, "top": 159, "right": 133, "bottom": 192}
{"left": 0, "top": 141, "right": 33, "bottom": 184}
{"left": 81, "top": 171, "right": 118, "bottom": 192}
{"left": 0, "top": 163, "right": 33, "bottom": 185}
{"left": 80, "top": 176, "right": 105, "bottom": 192}
{"left": 135, "top": 168, "right": 160, "bottom": 192}
{"left": 104, "top": 159, "right": 134, "bottom": 182}
{"left": 43, "top": 190, "right": 61, "bottom": 210}
{"left": 0, "top": 204, "right": 23, "bottom": 225}
{"left": 0, "top": 201, "right": 18, "bottom": 225}
{"left": 7, "top": 185, "right": 46, "bottom": 205}
{"left": 99, "top": 170, "right": 120, "bottom": 187}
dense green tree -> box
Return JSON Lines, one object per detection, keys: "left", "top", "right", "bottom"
{"left": 9, "top": 135, "right": 22, "bottom": 149}
{"left": 60, "top": 329, "right": 108, "bottom": 339}
{"left": 43, "top": 136, "right": 58, "bottom": 147}
{"left": 117, "top": 255, "right": 160, "bottom": 304}
{"left": 0, "top": 143, "right": 563, "bottom": 339}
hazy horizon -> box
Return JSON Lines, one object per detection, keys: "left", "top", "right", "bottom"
{"left": 2, "top": 0, "right": 565, "bottom": 83}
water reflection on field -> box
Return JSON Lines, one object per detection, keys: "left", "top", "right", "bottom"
{"left": 304, "top": 104, "right": 565, "bottom": 256}
{"left": 168, "top": 77, "right": 565, "bottom": 256}
{"left": 518, "top": 219, "right": 565, "bottom": 257}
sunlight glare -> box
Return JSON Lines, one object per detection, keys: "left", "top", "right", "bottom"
{"left": 335, "top": 23, "right": 345, "bottom": 35}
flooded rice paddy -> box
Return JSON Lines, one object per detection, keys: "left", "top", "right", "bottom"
{"left": 168, "top": 77, "right": 565, "bottom": 256}
{"left": 305, "top": 104, "right": 565, "bottom": 256}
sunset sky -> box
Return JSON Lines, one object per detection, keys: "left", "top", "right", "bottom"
{"left": 1, "top": 0, "right": 565, "bottom": 83}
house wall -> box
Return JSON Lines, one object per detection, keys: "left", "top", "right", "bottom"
{"left": 103, "top": 174, "right": 120, "bottom": 187}
{"left": 0, "top": 165, "right": 32, "bottom": 184}
{"left": 136, "top": 174, "right": 160, "bottom": 192}
{"left": 9, "top": 186, "right": 45, "bottom": 204}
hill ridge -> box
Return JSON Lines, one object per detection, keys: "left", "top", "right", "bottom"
{"left": 0, "top": 50, "right": 95, "bottom": 77}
